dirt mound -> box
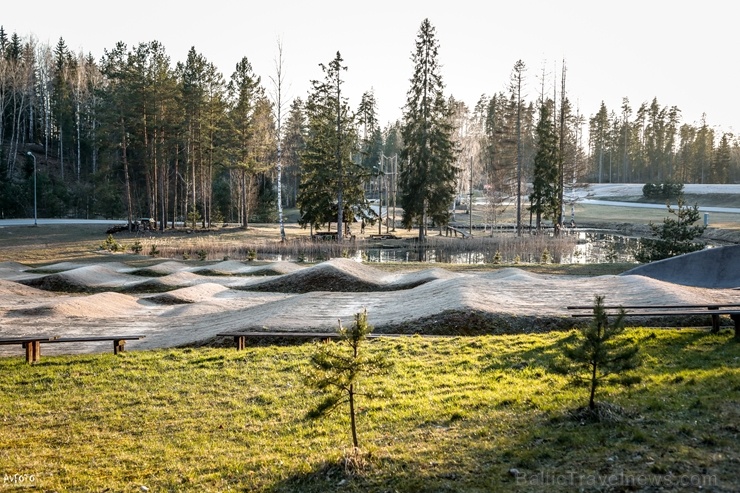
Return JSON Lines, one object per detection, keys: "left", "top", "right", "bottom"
{"left": 119, "top": 271, "right": 211, "bottom": 293}
{"left": 144, "top": 283, "right": 231, "bottom": 304}
{"left": 192, "top": 260, "right": 304, "bottom": 277}
{"left": 0, "top": 262, "right": 36, "bottom": 281}
{"left": 28, "top": 261, "right": 134, "bottom": 274}
{"left": 384, "top": 266, "right": 461, "bottom": 286}
{"left": 0, "top": 279, "right": 56, "bottom": 298}
{"left": 481, "top": 268, "right": 543, "bottom": 281}
{"left": 243, "top": 258, "right": 446, "bottom": 293}
{"left": 129, "top": 261, "right": 190, "bottom": 277}
{"left": 8, "top": 292, "right": 142, "bottom": 317}
{"left": 18, "top": 265, "right": 141, "bottom": 293}
{"left": 27, "top": 261, "right": 89, "bottom": 273}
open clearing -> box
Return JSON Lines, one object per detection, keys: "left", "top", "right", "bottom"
{"left": 2, "top": 181, "right": 740, "bottom": 354}
{"left": 1, "top": 189, "right": 739, "bottom": 492}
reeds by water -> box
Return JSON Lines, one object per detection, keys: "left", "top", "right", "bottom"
{"left": 133, "top": 230, "right": 579, "bottom": 264}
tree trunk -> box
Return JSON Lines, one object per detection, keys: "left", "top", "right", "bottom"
{"left": 245, "top": 174, "right": 253, "bottom": 230}
{"left": 349, "top": 385, "right": 358, "bottom": 449}
{"left": 172, "top": 144, "right": 179, "bottom": 229}
{"left": 121, "top": 119, "right": 133, "bottom": 230}
{"left": 589, "top": 362, "right": 598, "bottom": 410}
{"left": 76, "top": 94, "right": 81, "bottom": 181}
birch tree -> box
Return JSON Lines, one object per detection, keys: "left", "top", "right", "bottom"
{"left": 269, "top": 40, "right": 289, "bottom": 241}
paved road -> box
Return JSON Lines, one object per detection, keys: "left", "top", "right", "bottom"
{"left": 0, "top": 218, "right": 123, "bottom": 227}
{"left": 581, "top": 199, "right": 740, "bottom": 214}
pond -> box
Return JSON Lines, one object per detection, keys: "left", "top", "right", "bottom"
{"left": 360, "top": 230, "right": 642, "bottom": 265}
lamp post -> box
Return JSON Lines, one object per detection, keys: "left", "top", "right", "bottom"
{"left": 26, "top": 152, "right": 37, "bottom": 226}
{"left": 377, "top": 164, "right": 383, "bottom": 235}
{"left": 379, "top": 154, "right": 398, "bottom": 233}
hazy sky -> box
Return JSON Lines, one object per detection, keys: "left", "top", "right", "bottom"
{"left": 4, "top": 0, "right": 737, "bottom": 134}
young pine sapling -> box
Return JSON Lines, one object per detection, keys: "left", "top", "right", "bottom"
{"left": 304, "top": 309, "right": 390, "bottom": 449}
{"left": 564, "top": 295, "right": 640, "bottom": 410}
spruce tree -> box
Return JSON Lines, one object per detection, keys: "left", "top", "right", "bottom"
{"left": 298, "top": 52, "right": 365, "bottom": 238}
{"left": 529, "top": 100, "right": 560, "bottom": 229}
{"left": 399, "top": 19, "right": 458, "bottom": 242}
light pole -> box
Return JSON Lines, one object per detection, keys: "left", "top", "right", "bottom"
{"left": 377, "top": 163, "right": 383, "bottom": 235}
{"left": 380, "top": 154, "right": 397, "bottom": 233}
{"left": 26, "top": 152, "right": 37, "bottom": 226}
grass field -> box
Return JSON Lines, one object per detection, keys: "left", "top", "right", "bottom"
{"left": 1, "top": 329, "right": 738, "bottom": 492}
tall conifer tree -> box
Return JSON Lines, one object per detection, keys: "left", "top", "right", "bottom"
{"left": 298, "top": 52, "right": 364, "bottom": 238}
{"left": 399, "top": 19, "right": 458, "bottom": 242}
{"left": 529, "top": 100, "right": 559, "bottom": 229}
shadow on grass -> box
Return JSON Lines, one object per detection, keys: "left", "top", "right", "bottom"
{"left": 265, "top": 454, "right": 506, "bottom": 493}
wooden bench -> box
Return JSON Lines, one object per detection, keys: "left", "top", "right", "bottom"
{"left": 566, "top": 304, "right": 740, "bottom": 340}
{"left": 445, "top": 226, "right": 470, "bottom": 238}
{"left": 0, "top": 335, "right": 146, "bottom": 363}
{"left": 217, "top": 331, "right": 448, "bottom": 350}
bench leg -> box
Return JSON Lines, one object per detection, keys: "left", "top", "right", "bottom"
{"left": 710, "top": 314, "right": 720, "bottom": 333}
{"left": 731, "top": 314, "right": 740, "bottom": 341}
{"left": 709, "top": 309, "right": 720, "bottom": 333}
{"left": 234, "top": 336, "right": 245, "bottom": 350}
{"left": 113, "top": 339, "right": 126, "bottom": 354}
{"left": 22, "top": 341, "right": 41, "bottom": 364}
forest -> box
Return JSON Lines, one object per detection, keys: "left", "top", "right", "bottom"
{"left": 1, "top": 25, "right": 738, "bottom": 228}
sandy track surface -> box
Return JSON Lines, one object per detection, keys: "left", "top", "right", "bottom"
{"left": 1, "top": 253, "right": 738, "bottom": 356}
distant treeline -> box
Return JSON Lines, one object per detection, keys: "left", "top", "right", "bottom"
{"left": 1, "top": 26, "right": 737, "bottom": 223}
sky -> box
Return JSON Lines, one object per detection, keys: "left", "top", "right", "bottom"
{"left": 3, "top": 0, "right": 737, "bottom": 135}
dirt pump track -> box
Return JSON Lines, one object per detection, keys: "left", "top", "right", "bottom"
{"left": 1, "top": 245, "right": 739, "bottom": 356}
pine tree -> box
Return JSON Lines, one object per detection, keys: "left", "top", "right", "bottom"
{"left": 711, "top": 133, "right": 731, "bottom": 183}
{"left": 590, "top": 102, "right": 609, "bottom": 183}
{"left": 304, "top": 309, "right": 390, "bottom": 449}
{"left": 511, "top": 60, "right": 527, "bottom": 236}
{"left": 399, "top": 19, "right": 458, "bottom": 242}
{"left": 357, "top": 90, "right": 382, "bottom": 172}
{"left": 99, "top": 42, "right": 135, "bottom": 229}
{"left": 298, "top": 52, "right": 365, "bottom": 238}
{"left": 176, "top": 48, "right": 227, "bottom": 228}
{"left": 635, "top": 196, "right": 707, "bottom": 262}
{"left": 52, "top": 37, "right": 76, "bottom": 180}
{"left": 227, "top": 56, "right": 265, "bottom": 228}
{"left": 529, "top": 100, "right": 560, "bottom": 229}
{"left": 281, "top": 98, "right": 307, "bottom": 208}
{"left": 564, "top": 295, "right": 640, "bottom": 410}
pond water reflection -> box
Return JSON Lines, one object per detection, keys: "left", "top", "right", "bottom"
{"left": 361, "top": 230, "right": 642, "bottom": 265}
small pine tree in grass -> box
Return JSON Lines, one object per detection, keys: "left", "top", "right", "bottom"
{"left": 305, "top": 309, "right": 391, "bottom": 449}
{"left": 564, "top": 295, "right": 640, "bottom": 410}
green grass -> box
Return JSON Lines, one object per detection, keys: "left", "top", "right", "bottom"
{"left": 1, "top": 329, "right": 738, "bottom": 492}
